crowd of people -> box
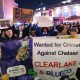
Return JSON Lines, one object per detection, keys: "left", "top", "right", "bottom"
{"left": 0, "top": 22, "right": 80, "bottom": 41}
{"left": 0, "top": 22, "right": 80, "bottom": 80}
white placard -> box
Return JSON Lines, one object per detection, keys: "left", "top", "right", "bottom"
{"left": 36, "top": 16, "right": 53, "bottom": 27}
{"left": 7, "top": 65, "right": 26, "bottom": 77}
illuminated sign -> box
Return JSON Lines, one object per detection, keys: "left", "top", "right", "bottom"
{"left": 13, "top": 8, "right": 33, "bottom": 23}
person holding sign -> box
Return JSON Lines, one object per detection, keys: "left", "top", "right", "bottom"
{"left": 59, "top": 27, "right": 79, "bottom": 39}
{"left": 41, "top": 27, "right": 50, "bottom": 36}
{"left": 59, "top": 27, "right": 80, "bottom": 80}
{"left": 68, "top": 27, "right": 79, "bottom": 38}
{"left": 0, "top": 44, "right": 28, "bottom": 80}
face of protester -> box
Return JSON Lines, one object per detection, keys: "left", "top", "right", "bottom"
{"left": 62, "top": 29, "right": 68, "bottom": 35}
{"left": 70, "top": 31, "right": 77, "bottom": 37}
{"left": 5, "top": 30, "right": 13, "bottom": 38}
{"left": 31, "top": 30, "right": 36, "bottom": 36}
{"left": 63, "top": 25, "right": 67, "bottom": 29}
{"left": 43, "top": 28, "right": 48, "bottom": 33}
{"left": 19, "top": 26, "right": 24, "bottom": 31}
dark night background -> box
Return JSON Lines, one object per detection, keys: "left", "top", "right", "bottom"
{"left": 15, "top": 0, "right": 65, "bottom": 9}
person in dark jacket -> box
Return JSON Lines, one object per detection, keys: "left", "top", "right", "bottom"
{"left": 60, "top": 75, "right": 69, "bottom": 80}
{"left": 29, "top": 28, "right": 37, "bottom": 38}
{"left": 1, "top": 27, "right": 17, "bottom": 40}
{"left": 41, "top": 27, "right": 50, "bottom": 36}
{"left": 0, "top": 46, "right": 24, "bottom": 80}
{"left": 76, "top": 67, "right": 80, "bottom": 80}
{"left": 1, "top": 40, "right": 21, "bottom": 62}
{"left": 0, "top": 40, "right": 34, "bottom": 80}
{"left": 15, "top": 25, "right": 28, "bottom": 39}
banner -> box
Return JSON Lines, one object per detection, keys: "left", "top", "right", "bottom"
{"left": 13, "top": 8, "right": 33, "bottom": 23}
{"left": 33, "top": 37, "right": 80, "bottom": 80}
{"left": 35, "top": 16, "right": 53, "bottom": 27}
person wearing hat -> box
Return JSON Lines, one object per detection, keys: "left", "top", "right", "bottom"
{"left": 1, "top": 27, "right": 17, "bottom": 40}
{"left": 68, "top": 27, "right": 79, "bottom": 38}
{"left": 58, "top": 27, "right": 80, "bottom": 80}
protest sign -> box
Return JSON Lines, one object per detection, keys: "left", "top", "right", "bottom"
{"left": 7, "top": 65, "right": 26, "bottom": 77}
{"left": 35, "top": 16, "right": 53, "bottom": 27}
{"left": 33, "top": 37, "right": 80, "bottom": 80}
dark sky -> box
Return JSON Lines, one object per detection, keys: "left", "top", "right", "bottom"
{"left": 15, "top": 0, "right": 64, "bottom": 9}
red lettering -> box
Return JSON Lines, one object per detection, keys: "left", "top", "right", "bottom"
{"left": 54, "top": 62, "right": 59, "bottom": 68}
{"left": 68, "top": 62, "right": 73, "bottom": 66}
{"left": 43, "top": 62, "right": 48, "bottom": 67}
{"left": 48, "top": 62, "right": 53, "bottom": 67}
{"left": 64, "top": 62, "right": 69, "bottom": 67}
{"left": 34, "top": 61, "right": 77, "bottom": 68}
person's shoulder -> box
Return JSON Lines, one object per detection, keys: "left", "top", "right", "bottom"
{"left": 0, "top": 35, "right": 7, "bottom": 40}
